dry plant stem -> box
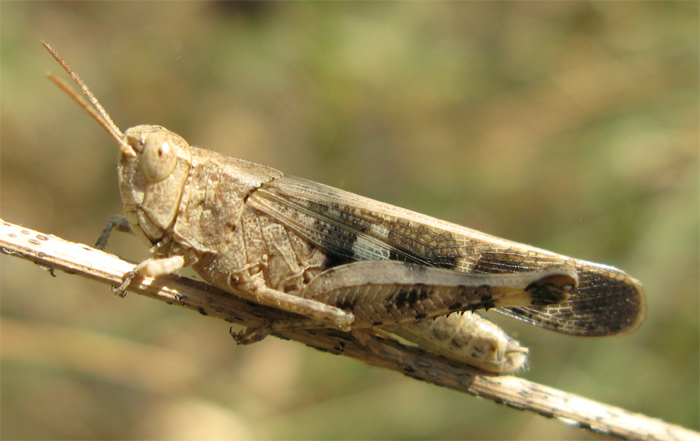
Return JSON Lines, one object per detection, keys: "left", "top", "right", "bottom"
{"left": 0, "top": 218, "right": 697, "bottom": 441}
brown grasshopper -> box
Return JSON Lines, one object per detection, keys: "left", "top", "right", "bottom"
{"left": 43, "top": 42, "right": 645, "bottom": 374}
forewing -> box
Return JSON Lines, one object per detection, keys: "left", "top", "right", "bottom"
{"left": 247, "top": 176, "right": 645, "bottom": 336}
{"left": 472, "top": 252, "right": 645, "bottom": 336}
{"left": 249, "top": 176, "right": 471, "bottom": 269}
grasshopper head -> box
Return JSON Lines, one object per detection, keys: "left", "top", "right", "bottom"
{"left": 118, "top": 125, "right": 192, "bottom": 247}
{"left": 43, "top": 43, "right": 193, "bottom": 248}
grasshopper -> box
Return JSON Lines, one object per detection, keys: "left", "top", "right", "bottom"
{"left": 43, "top": 42, "right": 644, "bottom": 374}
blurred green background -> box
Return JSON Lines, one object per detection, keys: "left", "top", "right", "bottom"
{"left": 1, "top": 2, "right": 697, "bottom": 439}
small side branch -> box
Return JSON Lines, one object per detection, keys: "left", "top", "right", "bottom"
{"left": 0, "top": 218, "right": 696, "bottom": 441}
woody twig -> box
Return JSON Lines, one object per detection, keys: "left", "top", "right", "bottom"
{"left": 1, "top": 218, "right": 697, "bottom": 441}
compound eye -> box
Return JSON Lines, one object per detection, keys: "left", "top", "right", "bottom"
{"left": 141, "top": 135, "right": 178, "bottom": 182}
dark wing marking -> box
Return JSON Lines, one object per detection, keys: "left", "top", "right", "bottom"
{"left": 473, "top": 252, "right": 645, "bottom": 336}
{"left": 249, "top": 176, "right": 467, "bottom": 270}
{"left": 247, "top": 175, "right": 645, "bottom": 337}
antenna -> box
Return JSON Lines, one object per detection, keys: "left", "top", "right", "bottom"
{"left": 42, "top": 41, "right": 135, "bottom": 157}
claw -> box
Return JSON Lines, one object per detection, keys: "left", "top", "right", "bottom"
{"left": 231, "top": 325, "right": 273, "bottom": 345}
{"left": 111, "top": 270, "right": 135, "bottom": 297}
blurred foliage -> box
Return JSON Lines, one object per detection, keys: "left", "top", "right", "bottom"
{"left": 1, "top": 2, "right": 697, "bottom": 439}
